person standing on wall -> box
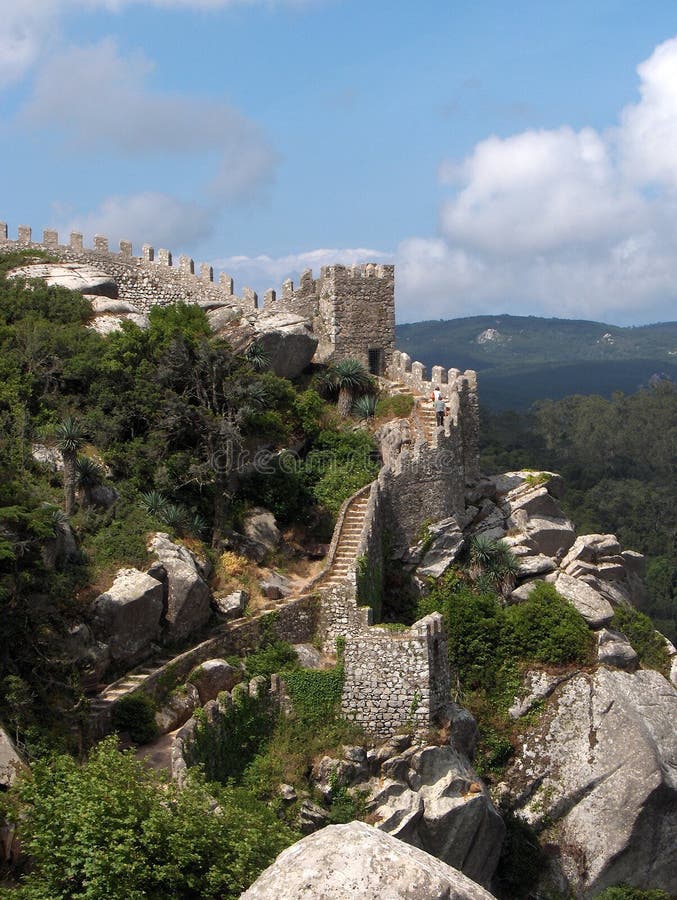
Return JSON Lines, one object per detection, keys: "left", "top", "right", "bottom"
{"left": 431, "top": 385, "right": 445, "bottom": 428}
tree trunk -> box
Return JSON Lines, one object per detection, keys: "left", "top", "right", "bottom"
{"left": 337, "top": 387, "right": 353, "bottom": 418}
{"left": 62, "top": 451, "right": 77, "bottom": 516}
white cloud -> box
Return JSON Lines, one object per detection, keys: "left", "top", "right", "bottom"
{"left": 0, "top": 0, "right": 322, "bottom": 89}
{"left": 400, "top": 36, "right": 677, "bottom": 326}
{"left": 212, "top": 246, "right": 393, "bottom": 295}
{"left": 55, "top": 192, "right": 215, "bottom": 250}
{"left": 21, "top": 39, "right": 277, "bottom": 202}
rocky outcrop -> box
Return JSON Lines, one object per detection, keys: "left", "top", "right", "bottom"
{"left": 240, "top": 821, "right": 496, "bottom": 899}
{"left": 215, "top": 310, "right": 318, "bottom": 379}
{"left": 7, "top": 262, "right": 118, "bottom": 297}
{"left": 91, "top": 569, "right": 163, "bottom": 666}
{"left": 0, "top": 725, "right": 25, "bottom": 787}
{"left": 155, "top": 683, "right": 200, "bottom": 733}
{"left": 148, "top": 533, "right": 212, "bottom": 644}
{"left": 501, "top": 668, "right": 677, "bottom": 897}
{"left": 309, "top": 737, "right": 504, "bottom": 889}
{"left": 242, "top": 507, "right": 281, "bottom": 559}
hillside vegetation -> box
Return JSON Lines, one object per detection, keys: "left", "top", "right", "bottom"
{"left": 397, "top": 315, "right": 677, "bottom": 408}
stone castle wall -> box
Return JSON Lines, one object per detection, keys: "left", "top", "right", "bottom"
{"left": 0, "top": 221, "right": 395, "bottom": 371}
{"left": 264, "top": 263, "right": 395, "bottom": 370}
{"left": 0, "top": 222, "right": 257, "bottom": 314}
{"left": 387, "top": 350, "right": 480, "bottom": 483}
{"left": 341, "top": 613, "right": 449, "bottom": 739}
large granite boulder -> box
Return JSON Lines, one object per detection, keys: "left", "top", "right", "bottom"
{"left": 503, "top": 668, "right": 677, "bottom": 896}
{"left": 365, "top": 744, "right": 504, "bottom": 887}
{"left": 187, "top": 658, "right": 240, "bottom": 704}
{"left": 155, "top": 683, "right": 200, "bottom": 734}
{"left": 0, "top": 725, "right": 25, "bottom": 787}
{"left": 240, "top": 821, "right": 496, "bottom": 899}
{"left": 91, "top": 569, "right": 163, "bottom": 666}
{"left": 554, "top": 572, "right": 614, "bottom": 628}
{"left": 216, "top": 311, "right": 318, "bottom": 379}
{"left": 416, "top": 517, "right": 465, "bottom": 578}
{"left": 148, "top": 533, "right": 212, "bottom": 643}
{"left": 242, "top": 507, "right": 281, "bottom": 558}
{"left": 7, "top": 262, "right": 118, "bottom": 297}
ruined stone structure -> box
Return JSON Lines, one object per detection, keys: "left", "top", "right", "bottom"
{"left": 0, "top": 221, "right": 395, "bottom": 372}
{"left": 264, "top": 263, "right": 395, "bottom": 372}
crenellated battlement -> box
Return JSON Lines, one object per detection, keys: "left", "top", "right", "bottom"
{"left": 0, "top": 220, "right": 255, "bottom": 314}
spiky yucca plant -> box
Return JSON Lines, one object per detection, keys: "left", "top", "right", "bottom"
{"left": 54, "top": 417, "right": 87, "bottom": 515}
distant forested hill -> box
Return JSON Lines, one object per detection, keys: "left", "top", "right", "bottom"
{"left": 396, "top": 315, "right": 677, "bottom": 409}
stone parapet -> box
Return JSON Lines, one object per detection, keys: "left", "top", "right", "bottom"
{"left": 0, "top": 220, "right": 257, "bottom": 314}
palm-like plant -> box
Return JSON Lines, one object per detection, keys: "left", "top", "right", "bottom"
{"left": 139, "top": 490, "right": 170, "bottom": 520}
{"left": 329, "top": 359, "right": 373, "bottom": 417}
{"left": 54, "top": 417, "right": 87, "bottom": 515}
{"left": 352, "top": 393, "right": 378, "bottom": 420}
{"left": 75, "top": 456, "right": 104, "bottom": 508}
{"left": 465, "top": 534, "right": 520, "bottom": 598}
{"left": 244, "top": 341, "right": 270, "bottom": 372}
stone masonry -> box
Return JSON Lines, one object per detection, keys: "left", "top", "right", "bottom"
{"left": 0, "top": 221, "right": 395, "bottom": 373}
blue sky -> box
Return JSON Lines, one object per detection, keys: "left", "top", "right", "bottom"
{"left": 2, "top": 1, "right": 677, "bottom": 325}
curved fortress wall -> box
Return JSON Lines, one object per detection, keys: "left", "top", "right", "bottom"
{"left": 0, "top": 222, "right": 395, "bottom": 372}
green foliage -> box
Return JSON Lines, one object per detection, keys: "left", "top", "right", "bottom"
{"left": 283, "top": 666, "right": 345, "bottom": 723}
{"left": 503, "top": 582, "right": 593, "bottom": 666}
{"left": 80, "top": 495, "right": 156, "bottom": 572}
{"left": 3, "top": 736, "right": 295, "bottom": 899}
{"left": 111, "top": 693, "right": 158, "bottom": 744}
{"left": 304, "top": 428, "right": 379, "bottom": 514}
{"left": 188, "top": 688, "right": 277, "bottom": 784}
{"left": 375, "top": 391, "right": 414, "bottom": 418}
{"left": 352, "top": 394, "right": 378, "bottom": 419}
{"left": 243, "top": 641, "right": 299, "bottom": 679}
{"left": 612, "top": 605, "right": 670, "bottom": 675}
{"left": 593, "top": 886, "right": 672, "bottom": 900}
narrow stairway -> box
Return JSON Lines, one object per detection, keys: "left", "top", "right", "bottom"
{"left": 88, "top": 657, "right": 173, "bottom": 729}
{"left": 319, "top": 491, "right": 370, "bottom": 588}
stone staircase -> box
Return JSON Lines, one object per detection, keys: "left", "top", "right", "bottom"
{"left": 88, "top": 656, "right": 173, "bottom": 733}
{"left": 319, "top": 491, "right": 371, "bottom": 588}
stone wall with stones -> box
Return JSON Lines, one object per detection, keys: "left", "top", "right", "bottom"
{"left": 0, "top": 222, "right": 257, "bottom": 314}
{"left": 263, "top": 263, "right": 395, "bottom": 370}
{"left": 387, "top": 350, "right": 480, "bottom": 483}
{"left": 341, "top": 613, "right": 450, "bottom": 739}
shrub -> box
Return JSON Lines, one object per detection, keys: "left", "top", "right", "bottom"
{"left": 283, "top": 666, "right": 345, "bottom": 723}
{"left": 243, "top": 641, "right": 299, "bottom": 679}
{"left": 503, "top": 582, "right": 592, "bottom": 665}
{"left": 111, "top": 693, "right": 158, "bottom": 745}
{"left": 593, "top": 887, "right": 672, "bottom": 900}
{"left": 611, "top": 604, "right": 670, "bottom": 675}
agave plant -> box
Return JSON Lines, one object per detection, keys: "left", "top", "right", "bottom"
{"left": 244, "top": 341, "right": 270, "bottom": 372}
{"left": 186, "top": 512, "right": 208, "bottom": 538}
{"left": 320, "top": 359, "right": 373, "bottom": 417}
{"left": 54, "top": 416, "right": 87, "bottom": 515}
{"left": 139, "top": 490, "right": 170, "bottom": 519}
{"left": 465, "top": 534, "right": 520, "bottom": 598}
{"left": 160, "top": 503, "right": 189, "bottom": 531}
{"left": 352, "top": 393, "right": 378, "bottom": 420}
{"left": 75, "top": 456, "right": 104, "bottom": 507}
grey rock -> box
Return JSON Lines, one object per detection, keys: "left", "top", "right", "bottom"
{"left": 91, "top": 568, "right": 163, "bottom": 665}
{"left": 7, "top": 262, "right": 118, "bottom": 297}
{"left": 90, "top": 297, "right": 141, "bottom": 315}
{"left": 213, "top": 590, "right": 248, "bottom": 619}
{"left": 502, "top": 484, "right": 565, "bottom": 520}
{"left": 206, "top": 305, "right": 242, "bottom": 331}
{"left": 188, "top": 659, "right": 240, "bottom": 704}
{"left": 155, "top": 683, "right": 200, "bottom": 733}
{"left": 243, "top": 507, "right": 281, "bottom": 556}
{"left": 554, "top": 572, "right": 614, "bottom": 627}
{"left": 503, "top": 668, "right": 677, "bottom": 896}
{"left": 65, "top": 623, "right": 110, "bottom": 681}
{"left": 0, "top": 725, "right": 25, "bottom": 787}
{"left": 241, "top": 821, "right": 497, "bottom": 899}
{"left": 148, "top": 533, "right": 212, "bottom": 643}
{"left": 31, "top": 442, "right": 63, "bottom": 471}
{"left": 296, "top": 799, "right": 330, "bottom": 835}
{"left": 218, "top": 311, "right": 318, "bottom": 379}
{"left": 293, "top": 643, "right": 324, "bottom": 669}
{"left": 88, "top": 313, "right": 148, "bottom": 334}
{"left": 259, "top": 570, "right": 292, "bottom": 599}
{"left": 279, "top": 783, "right": 297, "bottom": 803}
{"left": 507, "top": 579, "right": 544, "bottom": 604}
{"left": 508, "top": 669, "right": 575, "bottom": 720}
{"left": 417, "top": 518, "right": 465, "bottom": 578}
{"left": 560, "top": 534, "right": 622, "bottom": 570}
{"left": 597, "top": 628, "right": 639, "bottom": 671}
{"left": 519, "top": 515, "right": 576, "bottom": 558}
{"left": 443, "top": 702, "right": 480, "bottom": 759}
{"left": 516, "top": 554, "right": 556, "bottom": 578}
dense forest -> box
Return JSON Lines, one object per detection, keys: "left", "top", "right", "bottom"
{"left": 397, "top": 315, "right": 677, "bottom": 408}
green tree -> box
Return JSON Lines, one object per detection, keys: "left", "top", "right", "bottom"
{"left": 54, "top": 417, "right": 87, "bottom": 516}
{"left": 3, "top": 737, "right": 296, "bottom": 900}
